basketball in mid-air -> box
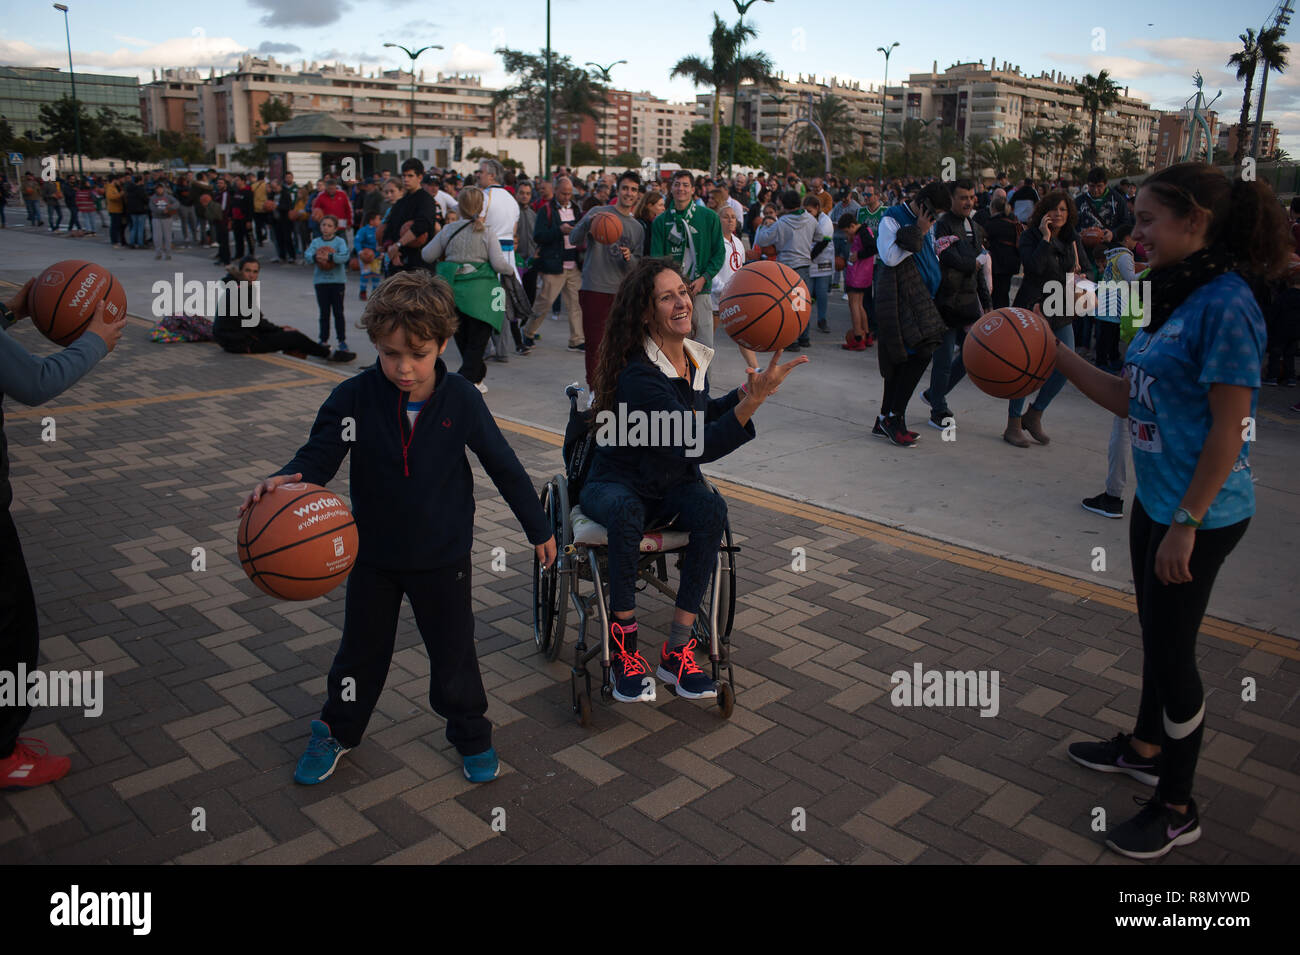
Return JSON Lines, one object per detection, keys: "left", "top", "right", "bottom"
{"left": 28, "top": 260, "right": 127, "bottom": 346}
{"left": 717, "top": 260, "right": 810, "bottom": 352}
{"left": 238, "top": 483, "right": 359, "bottom": 600}
{"left": 962, "top": 307, "right": 1056, "bottom": 399}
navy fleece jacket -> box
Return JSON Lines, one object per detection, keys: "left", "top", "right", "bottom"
{"left": 274, "top": 359, "right": 550, "bottom": 569}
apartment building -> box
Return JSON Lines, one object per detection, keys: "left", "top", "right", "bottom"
{"left": 140, "top": 67, "right": 202, "bottom": 139}
{"left": 1151, "top": 108, "right": 1220, "bottom": 167}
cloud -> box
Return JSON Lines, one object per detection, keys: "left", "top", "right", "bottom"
{"left": 112, "top": 35, "right": 152, "bottom": 47}
{"left": 257, "top": 41, "right": 301, "bottom": 55}
{"left": 0, "top": 34, "right": 245, "bottom": 75}
{"left": 441, "top": 43, "right": 498, "bottom": 75}
{"left": 248, "top": 0, "right": 350, "bottom": 27}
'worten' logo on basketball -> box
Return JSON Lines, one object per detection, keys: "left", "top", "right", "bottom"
{"left": 718, "top": 303, "right": 742, "bottom": 323}
{"left": 66, "top": 272, "right": 102, "bottom": 312}
{"left": 292, "top": 497, "right": 343, "bottom": 517}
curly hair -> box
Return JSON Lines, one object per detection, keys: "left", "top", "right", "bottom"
{"left": 591, "top": 258, "right": 685, "bottom": 416}
{"left": 359, "top": 270, "right": 459, "bottom": 344}
{"left": 1029, "top": 190, "right": 1077, "bottom": 243}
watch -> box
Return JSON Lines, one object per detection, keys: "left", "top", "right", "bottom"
{"left": 1172, "top": 507, "right": 1203, "bottom": 529}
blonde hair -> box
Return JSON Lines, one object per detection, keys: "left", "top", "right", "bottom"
{"left": 457, "top": 185, "right": 486, "bottom": 231}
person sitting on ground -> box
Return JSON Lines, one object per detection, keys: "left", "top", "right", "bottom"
{"left": 212, "top": 256, "right": 354, "bottom": 362}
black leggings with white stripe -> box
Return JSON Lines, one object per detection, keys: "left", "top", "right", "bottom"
{"left": 1130, "top": 497, "right": 1249, "bottom": 804}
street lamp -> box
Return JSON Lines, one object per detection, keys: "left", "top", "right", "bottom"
{"left": 726, "top": 0, "right": 773, "bottom": 177}
{"left": 384, "top": 42, "right": 444, "bottom": 162}
{"left": 877, "top": 42, "right": 898, "bottom": 184}
{"left": 53, "top": 3, "right": 83, "bottom": 178}
{"left": 585, "top": 60, "right": 626, "bottom": 168}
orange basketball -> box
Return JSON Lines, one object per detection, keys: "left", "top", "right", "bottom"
{"left": 359, "top": 248, "right": 375, "bottom": 264}
{"left": 198, "top": 193, "right": 212, "bottom": 207}
{"left": 238, "top": 483, "right": 359, "bottom": 600}
{"left": 962, "top": 306, "right": 1056, "bottom": 399}
{"left": 589, "top": 210, "right": 622, "bottom": 244}
{"left": 717, "top": 260, "right": 810, "bottom": 352}
{"left": 29, "top": 260, "right": 127, "bottom": 346}
{"left": 1080, "top": 226, "right": 1106, "bottom": 248}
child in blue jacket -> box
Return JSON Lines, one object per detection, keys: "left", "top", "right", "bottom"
{"left": 303, "top": 215, "right": 353, "bottom": 358}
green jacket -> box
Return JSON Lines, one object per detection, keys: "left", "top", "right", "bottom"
{"left": 650, "top": 202, "right": 724, "bottom": 294}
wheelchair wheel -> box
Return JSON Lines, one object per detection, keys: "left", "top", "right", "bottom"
{"left": 533, "top": 479, "right": 570, "bottom": 659}
{"left": 717, "top": 681, "right": 735, "bottom": 719}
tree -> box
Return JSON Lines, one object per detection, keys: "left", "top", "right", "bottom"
{"left": 802, "top": 93, "right": 855, "bottom": 155}
{"left": 964, "top": 133, "right": 988, "bottom": 179}
{"left": 1053, "top": 124, "right": 1081, "bottom": 181}
{"left": 1228, "top": 29, "right": 1263, "bottom": 174}
{"left": 1021, "top": 126, "right": 1053, "bottom": 181}
{"left": 38, "top": 95, "right": 100, "bottom": 157}
{"left": 554, "top": 65, "right": 605, "bottom": 168}
{"left": 492, "top": 49, "right": 607, "bottom": 169}
{"left": 670, "top": 12, "right": 777, "bottom": 177}
{"left": 980, "top": 137, "right": 1026, "bottom": 180}
{"left": 550, "top": 138, "right": 601, "bottom": 168}
{"left": 888, "top": 118, "right": 938, "bottom": 179}
{"left": 1116, "top": 146, "right": 1144, "bottom": 176}
{"left": 1251, "top": 25, "right": 1290, "bottom": 159}
{"left": 612, "top": 151, "right": 642, "bottom": 167}
{"left": 1074, "top": 70, "right": 1120, "bottom": 165}
{"left": 260, "top": 96, "right": 291, "bottom": 126}
{"left": 157, "top": 129, "right": 208, "bottom": 165}
{"left": 664, "top": 123, "right": 767, "bottom": 171}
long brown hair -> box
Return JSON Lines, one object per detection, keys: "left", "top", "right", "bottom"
{"left": 1029, "top": 190, "right": 1077, "bottom": 242}
{"left": 591, "top": 258, "right": 684, "bottom": 415}
{"left": 635, "top": 189, "right": 663, "bottom": 225}
{"left": 1141, "top": 162, "right": 1291, "bottom": 280}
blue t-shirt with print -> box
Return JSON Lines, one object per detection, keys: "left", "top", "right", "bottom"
{"left": 1124, "top": 271, "right": 1263, "bottom": 529}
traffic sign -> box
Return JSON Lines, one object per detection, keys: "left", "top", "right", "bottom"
{"left": 7, "top": 152, "right": 21, "bottom": 164}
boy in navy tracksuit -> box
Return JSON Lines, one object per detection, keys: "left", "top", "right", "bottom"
{"left": 240, "top": 271, "right": 555, "bottom": 784}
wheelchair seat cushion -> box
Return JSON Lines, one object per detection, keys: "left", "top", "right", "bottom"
{"left": 570, "top": 506, "right": 692, "bottom": 553}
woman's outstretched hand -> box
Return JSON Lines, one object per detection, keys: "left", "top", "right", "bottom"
{"left": 744, "top": 349, "right": 809, "bottom": 403}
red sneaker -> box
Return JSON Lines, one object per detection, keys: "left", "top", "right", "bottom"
{"left": 863, "top": 333, "right": 875, "bottom": 347}
{"left": 0, "top": 738, "right": 71, "bottom": 788}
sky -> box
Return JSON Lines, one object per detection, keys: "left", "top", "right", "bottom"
{"left": 3, "top": 0, "right": 1297, "bottom": 153}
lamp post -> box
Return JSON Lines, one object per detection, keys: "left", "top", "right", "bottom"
{"left": 52, "top": 4, "right": 83, "bottom": 178}
{"left": 585, "top": 60, "right": 626, "bottom": 168}
{"left": 877, "top": 42, "right": 898, "bottom": 184}
{"left": 383, "top": 42, "right": 444, "bottom": 162}
{"left": 726, "top": 0, "right": 773, "bottom": 177}
{"left": 545, "top": 1, "right": 551, "bottom": 177}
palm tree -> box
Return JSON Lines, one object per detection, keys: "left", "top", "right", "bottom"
{"left": 671, "top": 13, "right": 777, "bottom": 176}
{"left": 1074, "top": 70, "right": 1121, "bottom": 165}
{"left": 802, "top": 92, "right": 855, "bottom": 154}
{"left": 1250, "top": 25, "right": 1290, "bottom": 159}
{"left": 964, "top": 133, "right": 988, "bottom": 179}
{"left": 1228, "top": 29, "right": 1262, "bottom": 174}
{"left": 890, "top": 118, "right": 934, "bottom": 179}
{"left": 1022, "top": 126, "right": 1053, "bottom": 180}
{"left": 554, "top": 64, "right": 606, "bottom": 169}
{"left": 1054, "top": 124, "right": 1081, "bottom": 182}
{"left": 1116, "top": 146, "right": 1143, "bottom": 176}
{"left": 981, "top": 137, "right": 1026, "bottom": 179}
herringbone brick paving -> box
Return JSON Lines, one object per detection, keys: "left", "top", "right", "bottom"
{"left": 1, "top": 318, "right": 1298, "bottom": 865}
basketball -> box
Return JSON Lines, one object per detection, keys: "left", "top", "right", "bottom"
{"left": 835, "top": 255, "right": 847, "bottom": 272}
{"left": 237, "top": 483, "right": 359, "bottom": 600}
{"left": 717, "top": 260, "right": 810, "bottom": 352}
{"left": 262, "top": 200, "right": 276, "bottom": 213}
{"left": 1080, "top": 226, "right": 1106, "bottom": 248}
{"left": 589, "top": 210, "right": 622, "bottom": 244}
{"left": 198, "top": 193, "right": 211, "bottom": 207}
{"left": 311, "top": 207, "right": 324, "bottom": 222}
{"left": 29, "top": 260, "right": 127, "bottom": 346}
{"left": 962, "top": 306, "right": 1056, "bottom": 399}
{"left": 359, "top": 248, "right": 375, "bottom": 264}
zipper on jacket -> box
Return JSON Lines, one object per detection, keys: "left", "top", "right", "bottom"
{"left": 399, "top": 393, "right": 425, "bottom": 478}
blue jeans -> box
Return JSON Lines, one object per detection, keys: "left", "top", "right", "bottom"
{"left": 24, "top": 199, "right": 41, "bottom": 225}
{"left": 46, "top": 202, "right": 61, "bottom": 230}
{"left": 926, "top": 326, "right": 967, "bottom": 414}
{"left": 129, "top": 214, "right": 148, "bottom": 246}
{"left": 809, "top": 273, "right": 831, "bottom": 325}
{"left": 1009, "top": 324, "right": 1074, "bottom": 416}
{"left": 578, "top": 479, "right": 726, "bottom": 617}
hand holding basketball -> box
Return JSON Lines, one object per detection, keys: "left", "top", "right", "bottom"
{"left": 238, "top": 472, "right": 303, "bottom": 516}
{"left": 6, "top": 279, "right": 34, "bottom": 321}
{"left": 85, "top": 300, "right": 127, "bottom": 353}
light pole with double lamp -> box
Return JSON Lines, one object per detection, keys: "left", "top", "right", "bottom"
{"left": 585, "top": 60, "right": 626, "bottom": 169}
{"left": 52, "top": 3, "right": 84, "bottom": 178}
{"left": 383, "top": 42, "right": 444, "bottom": 163}
{"left": 877, "top": 42, "right": 898, "bottom": 186}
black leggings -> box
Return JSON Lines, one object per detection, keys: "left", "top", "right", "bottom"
{"left": 0, "top": 511, "right": 39, "bottom": 758}
{"left": 879, "top": 350, "right": 932, "bottom": 419}
{"left": 453, "top": 310, "right": 493, "bottom": 384}
{"left": 1130, "top": 496, "right": 1249, "bottom": 804}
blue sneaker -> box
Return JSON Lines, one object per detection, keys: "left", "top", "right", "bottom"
{"left": 293, "top": 720, "right": 351, "bottom": 785}
{"left": 609, "top": 621, "right": 656, "bottom": 702}
{"left": 657, "top": 638, "right": 717, "bottom": 700}
{"left": 463, "top": 747, "right": 500, "bottom": 783}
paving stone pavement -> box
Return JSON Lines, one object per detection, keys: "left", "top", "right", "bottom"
{"left": 1, "top": 310, "right": 1298, "bottom": 866}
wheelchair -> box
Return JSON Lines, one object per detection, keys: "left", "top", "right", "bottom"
{"left": 532, "top": 385, "right": 738, "bottom": 726}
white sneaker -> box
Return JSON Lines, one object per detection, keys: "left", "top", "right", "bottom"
{"left": 841, "top": 293, "right": 849, "bottom": 301}
{"left": 475, "top": 381, "right": 488, "bottom": 394}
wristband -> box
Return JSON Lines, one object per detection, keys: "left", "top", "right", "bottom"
{"left": 738, "top": 383, "right": 749, "bottom": 397}
{"left": 0, "top": 300, "right": 15, "bottom": 330}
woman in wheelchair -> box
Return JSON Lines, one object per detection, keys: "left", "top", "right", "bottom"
{"left": 581, "top": 258, "right": 805, "bottom": 703}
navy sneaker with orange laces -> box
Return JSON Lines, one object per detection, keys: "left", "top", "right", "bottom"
{"left": 657, "top": 638, "right": 718, "bottom": 700}
{"left": 609, "top": 621, "right": 656, "bottom": 702}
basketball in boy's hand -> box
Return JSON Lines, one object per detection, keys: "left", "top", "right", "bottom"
{"left": 962, "top": 306, "right": 1056, "bottom": 399}
{"left": 29, "top": 260, "right": 128, "bottom": 346}
{"left": 718, "top": 260, "right": 810, "bottom": 352}
{"left": 589, "top": 210, "right": 622, "bottom": 244}
{"left": 238, "top": 483, "right": 359, "bottom": 600}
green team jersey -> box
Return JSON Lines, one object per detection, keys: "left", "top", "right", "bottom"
{"left": 857, "top": 205, "right": 885, "bottom": 233}
{"left": 650, "top": 201, "right": 724, "bottom": 294}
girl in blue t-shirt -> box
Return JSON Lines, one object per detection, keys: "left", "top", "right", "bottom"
{"left": 1044, "top": 162, "right": 1290, "bottom": 861}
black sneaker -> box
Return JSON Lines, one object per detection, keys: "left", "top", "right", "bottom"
{"left": 784, "top": 341, "right": 802, "bottom": 352}
{"left": 328, "top": 348, "right": 356, "bottom": 363}
{"left": 657, "top": 638, "right": 717, "bottom": 699}
{"left": 1081, "top": 492, "right": 1124, "bottom": 519}
{"left": 920, "top": 389, "right": 932, "bottom": 408}
{"left": 1068, "top": 732, "right": 1159, "bottom": 786}
{"left": 871, "top": 415, "right": 890, "bottom": 439}
{"left": 568, "top": 342, "right": 585, "bottom": 352}
{"left": 1106, "top": 796, "right": 1200, "bottom": 860}
{"left": 885, "top": 415, "right": 917, "bottom": 448}
{"left": 817, "top": 321, "right": 829, "bottom": 333}
{"left": 928, "top": 409, "right": 951, "bottom": 430}
{"left": 1263, "top": 377, "right": 1279, "bottom": 386}
{"left": 609, "top": 622, "right": 655, "bottom": 703}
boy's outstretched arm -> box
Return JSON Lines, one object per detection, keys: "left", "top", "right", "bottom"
{"left": 465, "top": 400, "right": 554, "bottom": 558}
